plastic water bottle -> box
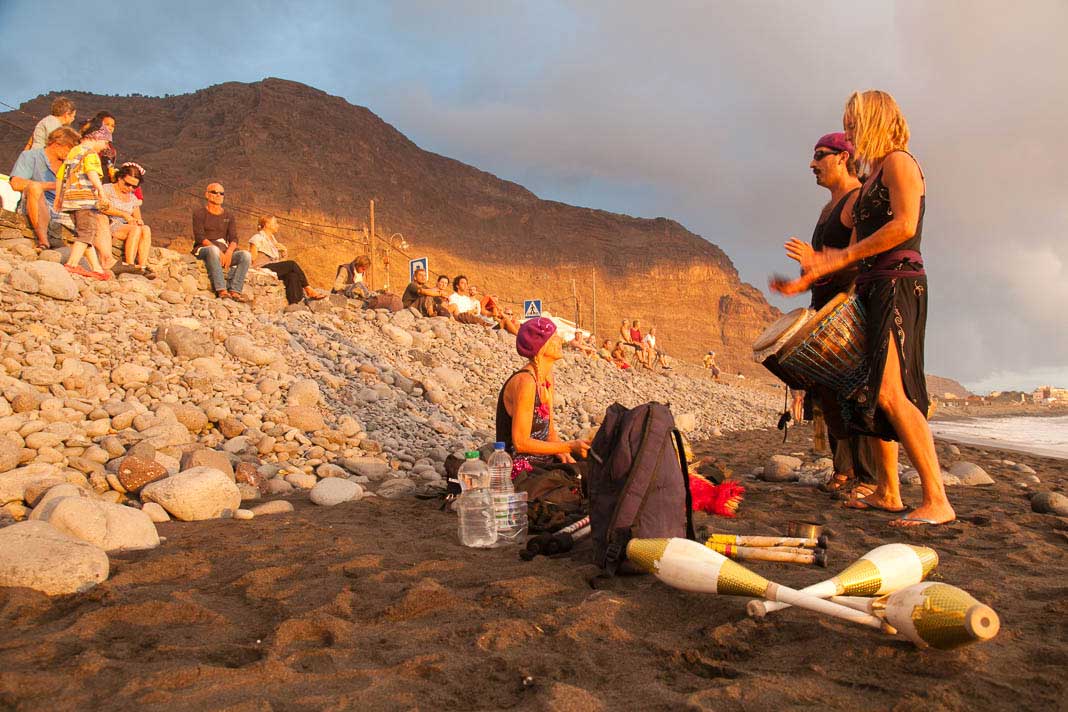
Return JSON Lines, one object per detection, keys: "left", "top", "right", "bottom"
{"left": 456, "top": 451, "right": 497, "bottom": 548}
{"left": 488, "top": 442, "right": 514, "bottom": 494}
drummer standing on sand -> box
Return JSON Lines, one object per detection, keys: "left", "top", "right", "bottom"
{"left": 773, "top": 90, "right": 954, "bottom": 527}
{"left": 799, "top": 133, "right": 879, "bottom": 499}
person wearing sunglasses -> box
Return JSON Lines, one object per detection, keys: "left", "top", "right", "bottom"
{"left": 99, "top": 164, "right": 154, "bottom": 278}
{"left": 191, "top": 182, "right": 251, "bottom": 301}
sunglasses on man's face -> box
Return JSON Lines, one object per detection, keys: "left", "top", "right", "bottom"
{"left": 813, "top": 150, "right": 842, "bottom": 161}
{"left": 208, "top": 190, "right": 225, "bottom": 195}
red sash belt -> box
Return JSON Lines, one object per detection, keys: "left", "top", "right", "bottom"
{"left": 855, "top": 249, "right": 925, "bottom": 284}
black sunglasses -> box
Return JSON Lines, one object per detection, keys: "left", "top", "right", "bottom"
{"left": 813, "top": 150, "right": 842, "bottom": 161}
{"left": 208, "top": 190, "right": 225, "bottom": 195}
{"left": 123, "top": 180, "right": 139, "bottom": 189}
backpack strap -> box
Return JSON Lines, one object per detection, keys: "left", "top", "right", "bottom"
{"left": 671, "top": 428, "right": 696, "bottom": 541}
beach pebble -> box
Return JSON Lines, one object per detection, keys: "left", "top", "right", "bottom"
{"left": 142, "top": 502, "right": 171, "bottom": 523}
{"left": 249, "top": 500, "right": 294, "bottom": 516}
{"left": 1012, "top": 463, "right": 1036, "bottom": 474}
{"left": 285, "top": 473, "right": 317, "bottom": 489}
{"left": 179, "top": 448, "right": 235, "bottom": 479}
{"left": 948, "top": 462, "right": 995, "bottom": 486}
{"left": 309, "top": 478, "right": 363, "bottom": 506}
{"left": 1030, "top": 492, "right": 1068, "bottom": 516}
{"left": 116, "top": 455, "right": 168, "bottom": 493}
{"left": 233, "top": 508, "right": 255, "bottom": 520}
{"left": 762, "top": 455, "right": 801, "bottom": 482}
{"left": 942, "top": 474, "right": 962, "bottom": 486}
{"left": 140, "top": 466, "right": 241, "bottom": 521}
{"left": 901, "top": 468, "right": 920, "bottom": 485}
{"left": 947, "top": 444, "right": 961, "bottom": 455}
{"left": 0, "top": 521, "right": 109, "bottom": 595}
{"left": 376, "top": 478, "right": 416, "bottom": 499}
{"left": 33, "top": 497, "right": 160, "bottom": 552}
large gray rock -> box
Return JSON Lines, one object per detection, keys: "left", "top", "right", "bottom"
{"left": 37, "top": 497, "right": 160, "bottom": 552}
{"left": 1030, "top": 491, "right": 1068, "bottom": 516}
{"left": 762, "top": 455, "right": 802, "bottom": 482}
{"left": 377, "top": 478, "right": 416, "bottom": 499}
{"left": 948, "top": 461, "right": 995, "bottom": 486}
{"left": 285, "top": 405, "right": 325, "bottom": 432}
{"left": 28, "top": 483, "right": 93, "bottom": 516}
{"left": 141, "top": 467, "right": 241, "bottom": 521}
{"left": 225, "top": 335, "right": 280, "bottom": 366}
{"left": 309, "top": 478, "right": 363, "bottom": 506}
{"left": 0, "top": 464, "right": 64, "bottom": 505}
{"left": 10, "top": 261, "right": 79, "bottom": 300}
{"left": 382, "top": 324, "right": 414, "bottom": 347}
{"left": 155, "top": 322, "right": 213, "bottom": 360}
{"left": 0, "top": 438, "right": 19, "bottom": 473}
{"left": 0, "top": 521, "right": 109, "bottom": 595}
{"left": 287, "top": 379, "right": 321, "bottom": 406}
{"left": 340, "top": 457, "right": 391, "bottom": 479}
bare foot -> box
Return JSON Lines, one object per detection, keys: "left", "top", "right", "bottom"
{"left": 843, "top": 494, "right": 906, "bottom": 513}
{"left": 889, "top": 503, "right": 956, "bottom": 528}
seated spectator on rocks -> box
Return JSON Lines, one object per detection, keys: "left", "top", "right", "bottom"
{"left": 630, "top": 318, "right": 652, "bottom": 368}
{"left": 248, "top": 215, "right": 326, "bottom": 305}
{"left": 434, "top": 275, "right": 461, "bottom": 317}
{"left": 449, "top": 275, "right": 498, "bottom": 326}
{"left": 618, "top": 319, "right": 642, "bottom": 361}
{"left": 569, "top": 330, "right": 597, "bottom": 357}
{"left": 598, "top": 339, "right": 614, "bottom": 362}
{"left": 54, "top": 119, "right": 115, "bottom": 279}
{"left": 25, "top": 97, "right": 77, "bottom": 151}
{"left": 9, "top": 126, "right": 79, "bottom": 250}
{"left": 642, "top": 326, "right": 671, "bottom": 369}
{"left": 610, "top": 341, "right": 632, "bottom": 370}
{"left": 79, "top": 112, "right": 117, "bottom": 183}
{"left": 100, "top": 163, "right": 155, "bottom": 278}
{"left": 332, "top": 254, "right": 371, "bottom": 298}
{"left": 703, "top": 351, "right": 721, "bottom": 379}
{"left": 191, "top": 182, "right": 251, "bottom": 301}
{"left": 402, "top": 267, "right": 449, "bottom": 317}
{"left": 468, "top": 283, "right": 520, "bottom": 335}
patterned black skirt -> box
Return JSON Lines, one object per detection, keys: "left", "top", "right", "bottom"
{"left": 843, "top": 275, "right": 930, "bottom": 441}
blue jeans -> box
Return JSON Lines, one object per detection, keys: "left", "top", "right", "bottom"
{"left": 196, "top": 246, "right": 250, "bottom": 293}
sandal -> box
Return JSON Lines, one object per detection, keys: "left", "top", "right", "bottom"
{"left": 226, "top": 290, "right": 251, "bottom": 303}
{"left": 843, "top": 496, "right": 908, "bottom": 513}
{"left": 139, "top": 267, "right": 157, "bottom": 280}
{"left": 819, "top": 470, "right": 856, "bottom": 494}
{"left": 64, "top": 264, "right": 94, "bottom": 278}
{"left": 837, "top": 482, "right": 876, "bottom": 502}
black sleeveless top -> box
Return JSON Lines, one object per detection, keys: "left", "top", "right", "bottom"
{"left": 495, "top": 369, "right": 553, "bottom": 466}
{"left": 810, "top": 188, "right": 860, "bottom": 310}
{"left": 852, "top": 154, "right": 924, "bottom": 270}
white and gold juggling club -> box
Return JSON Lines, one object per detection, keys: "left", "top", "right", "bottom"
{"left": 626, "top": 538, "right": 889, "bottom": 631}
{"left": 830, "top": 582, "right": 1000, "bottom": 650}
{"left": 747, "top": 543, "right": 938, "bottom": 618}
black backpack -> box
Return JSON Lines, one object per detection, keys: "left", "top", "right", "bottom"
{"left": 588, "top": 402, "right": 695, "bottom": 573}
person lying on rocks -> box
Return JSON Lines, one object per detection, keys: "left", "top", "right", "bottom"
{"left": 100, "top": 163, "right": 155, "bottom": 278}
{"left": 248, "top": 215, "right": 327, "bottom": 305}
{"left": 25, "top": 96, "right": 77, "bottom": 151}
{"left": 54, "top": 118, "right": 115, "bottom": 280}
{"left": 9, "top": 126, "right": 79, "bottom": 250}
{"left": 496, "top": 317, "right": 590, "bottom": 479}
{"left": 332, "top": 254, "right": 371, "bottom": 299}
{"left": 401, "top": 267, "right": 449, "bottom": 317}
{"left": 191, "top": 182, "right": 251, "bottom": 302}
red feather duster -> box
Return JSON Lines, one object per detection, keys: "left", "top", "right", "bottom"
{"left": 689, "top": 474, "right": 745, "bottom": 517}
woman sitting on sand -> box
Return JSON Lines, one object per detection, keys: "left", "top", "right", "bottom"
{"left": 249, "top": 216, "right": 326, "bottom": 305}
{"left": 772, "top": 89, "right": 954, "bottom": 528}
{"left": 496, "top": 317, "right": 590, "bottom": 476}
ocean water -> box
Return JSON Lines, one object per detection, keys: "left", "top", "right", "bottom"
{"left": 929, "top": 416, "right": 1068, "bottom": 460}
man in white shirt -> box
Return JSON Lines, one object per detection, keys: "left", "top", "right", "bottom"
{"left": 449, "top": 275, "right": 496, "bottom": 326}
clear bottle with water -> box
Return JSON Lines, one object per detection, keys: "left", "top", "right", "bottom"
{"left": 488, "top": 442, "right": 514, "bottom": 494}
{"left": 456, "top": 451, "right": 497, "bottom": 548}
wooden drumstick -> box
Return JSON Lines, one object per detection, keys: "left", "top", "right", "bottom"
{"left": 831, "top": 583, "right": 1000, "bottom": 650}
{"left": 706, "top": 533, "right": 829, "bottom": 549}
{"left": 626, "top": 538, "right": 889, "bottom": 631}
{"left": 705, "top": 542, "right": 828, "bottom": 568}
{"left": 747, "top": 543, "right": 938, "bottom": 618}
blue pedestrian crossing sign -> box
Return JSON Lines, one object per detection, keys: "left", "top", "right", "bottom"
{"left": 523, "top": 299, "right": 542, "bottom": 320}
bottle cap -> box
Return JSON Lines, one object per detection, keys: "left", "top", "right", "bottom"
{"left": 494, "top": 442, "right": 505, "bottom": 450}
{"left": 465, "top": 450, "right": 480, "bottom": 459}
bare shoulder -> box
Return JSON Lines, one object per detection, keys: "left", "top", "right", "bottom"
{"left": 883, "top": 151, "right": 923, "bottom": 181}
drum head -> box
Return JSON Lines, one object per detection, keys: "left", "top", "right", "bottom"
{"left": 753, "top": 308, "right": 811, "bottom": 361}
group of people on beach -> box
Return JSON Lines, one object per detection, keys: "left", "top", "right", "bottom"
{"left": 9, "top": 98, "right": 156, "bottom": 280}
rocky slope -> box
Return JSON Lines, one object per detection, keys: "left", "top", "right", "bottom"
{"left": 0, "top": 213, "right": 781, "bottom": 591}
{"left": 0, "top": 79, "right": 779, "bottom": 372}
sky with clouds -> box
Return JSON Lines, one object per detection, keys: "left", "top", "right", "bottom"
{"left": 1, "top": 1, "right": 1065, "bottom": 392}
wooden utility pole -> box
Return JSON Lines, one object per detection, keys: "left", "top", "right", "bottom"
{"left": 369, "top": 200, "right": 376, "bottom": 289}
{"left": 572, "top": 279, "right": 579, "bottom": 328}
{"left": 592, "top": 274, "right": 597, "bottom": 336}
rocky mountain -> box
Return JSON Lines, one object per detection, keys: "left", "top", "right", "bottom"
{"left": 926, "top": 374, "right": 972, "bottom": 400}
{"left": 0, "top": 79, "right": 778, "bottom": 371}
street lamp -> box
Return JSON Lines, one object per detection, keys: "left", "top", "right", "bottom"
{"left": 383, "top": 233, "right": 409, "bottom": 290}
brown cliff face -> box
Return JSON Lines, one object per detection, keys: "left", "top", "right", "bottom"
{"left": 1, "top": 78, "right": 778, "bottom": 370}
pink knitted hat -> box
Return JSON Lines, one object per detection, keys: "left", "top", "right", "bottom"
{"left": 516, "top": 317, "right": 556, "bottom": 358}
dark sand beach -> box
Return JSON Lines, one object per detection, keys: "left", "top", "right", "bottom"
{"left": 1, "top": 425, "right": 1065, "bottom": 711}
